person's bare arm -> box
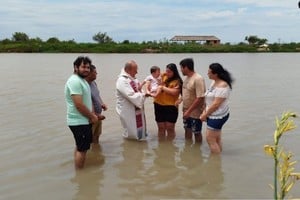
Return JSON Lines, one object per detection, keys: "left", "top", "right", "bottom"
{"left": 200, "top": 97, "right": 225, "bottom": 121}
{"left": 145, "top": 81, "right": 151, "bottom": 94}
{"left": 160, "top": 85, "right": 180, "bottom": 96}
{"left": 99, "top": 96, "right": 108, "bottom": 111}
{"left": 71, "top": 95, "right": 98, "bottom": 123}
{"left": 183, "top": 97, "right": 205, "bottom": 119}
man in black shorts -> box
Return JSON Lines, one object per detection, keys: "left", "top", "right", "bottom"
{"left": 64, "top": 56, "right": 98, "bottom": 169}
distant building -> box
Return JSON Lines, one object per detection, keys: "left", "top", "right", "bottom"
{"left": 257, "top": 43, "right": 269, "bottom": 51}
{"left": 170, "top": 35, "right": 220, "bottom": 45}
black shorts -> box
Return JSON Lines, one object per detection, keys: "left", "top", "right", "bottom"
{"left": 69, "top": 124, "right": 92, "bottom": 152}
{"left": 154, "top": 103, "right": 178, "bottom": 123}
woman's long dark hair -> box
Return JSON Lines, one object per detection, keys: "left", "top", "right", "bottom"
{"left": 165, "top": 63, "right": 183, "bottom": 93}
{"left": 209, "top": 63, "right": 233, "bottom": 89}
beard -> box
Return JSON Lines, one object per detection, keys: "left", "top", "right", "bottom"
{"left": 76, "top": 69, "right": 89, "bottom": 78}
{"left": 77, "top": 72, "right": 88, "bottom": 78}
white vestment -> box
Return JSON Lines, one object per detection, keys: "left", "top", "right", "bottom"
{"left": 116, "top": 69, "right": 147, "bottom": 140}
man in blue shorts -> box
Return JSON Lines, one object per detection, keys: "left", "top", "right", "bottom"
{"left": 65, "top": 56, "right": 98, "bottom": 169}
{"left": 180, "top": 58, "right": 206, "bottom": 143}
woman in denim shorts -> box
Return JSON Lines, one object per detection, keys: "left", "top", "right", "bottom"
{"left": 200, "top": 63, "right": 233, "bottom": 154}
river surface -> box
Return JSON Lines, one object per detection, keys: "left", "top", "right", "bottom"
{"left": 1, "top": 53, "right": 300, "bottom": 199}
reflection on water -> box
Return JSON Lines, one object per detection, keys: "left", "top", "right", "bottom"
{"left": 114, "top": 139, "right": 225, "bottom": 199}
{"left": 71, "top": 144, "right": 105, "bottom": 200}
{"left": 201, "top": 155, "right": 224, "bottom": 199}
{"left": 116, "top": 140, "right": 150, "bottom": 199}
{"left": 146, "top": 140, "right": 180, "bottom": 199}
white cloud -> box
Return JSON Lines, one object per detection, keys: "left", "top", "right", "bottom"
{"left": 223, "top": 0, "right": 295, "bottom": 8}
{"left": 0, "top": 0, "right": 299, "bottom": 43}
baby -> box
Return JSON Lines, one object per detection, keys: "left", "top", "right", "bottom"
{"left": 139, "top": 66, "right": 161, "bottom": 96}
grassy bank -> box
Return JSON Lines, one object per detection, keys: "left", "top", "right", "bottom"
{"left": 1, "top": 40, "right": 300, "bottom": 53}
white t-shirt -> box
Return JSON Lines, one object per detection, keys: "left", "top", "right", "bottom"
{"left": 205, "top": 84, "right": 231, "bottom": 119}
{"left": 144, "top": 75, "right": 161, "bottom": 93}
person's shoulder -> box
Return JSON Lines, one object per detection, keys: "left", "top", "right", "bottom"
{"left": 171, "top": 78, "right": 181, "bottom": 86}
{"left": 145, "top": 75, "right": 153, "bottom": 81}
{"left": 195, "top": 73, "right": 204, "bottom": 79}
{"left": 66, "top": 75, "right": 85, "bottom": 90}
{"left": 192, "top": 73, "right": 204, "bottom": 83}
{"left": 68, "top": 74, "right": 77, "bottom": 79}
{"left": 218, "top": 81, "right": 229, "bottom": 88}
{"left": 214, "top": 81, "right": 229, "bottom": 90}
{"left": 117, "top": 74, "right": 129, "bottom": 81}
{"left": 90, "top": 81, "right": 98, "bottom": 87}
{"left": 67, "top": 74, "right": 79, "bottom": 83}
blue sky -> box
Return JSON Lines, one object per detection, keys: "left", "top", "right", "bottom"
{"left": 0, "top": 0, "right": 299, "bottom": 43}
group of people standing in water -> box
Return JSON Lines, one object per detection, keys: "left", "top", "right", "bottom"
{"left": 65, "top": 56, "right": 233, "bottom": 169}
{"left": 116, "top": 57, "right": 233, "bottom": 154}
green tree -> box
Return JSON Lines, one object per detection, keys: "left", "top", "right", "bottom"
{"left": 122, "top": 40, "right": 130, "bottom": 44}
{"left": 0, "top": 38, "right": 11, "bottom": 44}
{"left": 258, "top": 38, "right": 268, "bottom": 45}
{"left": 245, "top": 35, "right": 260, "bottom": 45}
{"left": 30, "top": 37, "right": 43, "bottom": 43}
{"left": 46, "top": 37, "right": 60, "bottom": 43}
{"left": 12, "top": 32, "right": 29, "bottom": 42}
{"left": 92, "top": 32, "right": 113, "bottom": 43}
{"left": 245, "top": 35, "right": 268, "bottom": 45}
